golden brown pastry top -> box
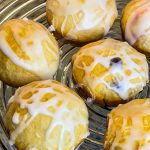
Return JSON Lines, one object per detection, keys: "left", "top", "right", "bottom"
{"left": 47, "top": 0, "right": 117, "bottom": 38}
{"left": 122, "top": 0, "right": 150, "bottom": 45}
{"left": 72, "top": 39, "right": 148, "bottom": 100}
{"left": 105, "top": 99, "right": 150, "bottom": 150}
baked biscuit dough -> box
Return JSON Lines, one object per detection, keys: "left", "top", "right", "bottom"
{"left": 46, "top": 0, "right": 117, "bottom": 42}
{"left": 0, "top": 19, "right": 59, "bottom": 87}
{"left": 72, "top": 39, "right": 148, "bottom": 106}
{"left": 5, "top": 80, "right": 89, "bottom": 150}
{"left": 104, "top": 99, "right": 150, "bottom": 150}
{"left": 121, "top": 0, "right": 150, "bottom": 55}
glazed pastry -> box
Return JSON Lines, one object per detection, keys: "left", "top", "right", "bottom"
{"left": 5, "top": 80, "right": 89, "bottom": 150}
{"left": 46, "top": 0, "right": 117, "bottom": 42}
{"left": 0, "top": 19, "right": 59, "bottom": 87}
{"left": 121, "top": 0, "right": 150, "bottom": 55}
{"left": 104, "top": 99, "right": 150, "bottom": 150}
{"left": 72, "top": 39, "right": 148, "bottom": 106}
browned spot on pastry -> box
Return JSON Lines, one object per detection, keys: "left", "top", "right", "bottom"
{"left": 119, "top": 138, "right": 126, "bottom": 144}
{"left": 67, "top": 101, "right": 75, "bottom": 110}
{"left": 48, "top": 106, "right": 56, "bottom": 113}
{"left": 132, "top": 58, "right": 141, "bottom": 65}
{"left": 33, "top": 90, "right": 38, "bottom": 94}
{"left": 113, "top": 115, "right": 123, "bottom": 128}
{"left": 126, "top": 117, "right": 132, "bottom": 126}
{"left": 45, "top": 85, "right": 52, "bottom": 88}
{"left": 96, "top": 50, "right": 103, "bottom": 55}
{"left": 16, "top": 107, "right": 28, "bottom": 115}
{"left": 67, "top": 88, "right": 80, "bottom": 97}
{"left": 27, "top": 41, "right": 34, "bottom": 46}
{"left": 80, "top": 0, "right": 85, "bottom": 3}
{"left": 4, "top": 27, "right": 30, "bottom": 60}
{"left": 18, "top": 26, "right": 27, "bottom": 38}
{"left": 56, "top": 100, "right": 63, "bottom": 107}
{"left": 126, "top": 50, "right": 133, "bottom": 55}
{"left": 27, "top": 101, "right": 33, "bottom": 104}
{"left": 51, "top": 80, "right": 59, "bottom": 84}
{"left": 114, "top": 146, "right": 122, "bottom": 150}
{"left": 78, "top": 56, "right": 94, "bottom": 67}
{"left": 109, "top": 51, "right": 116, "bottom": 56}
{"left": 121, "top": 128, "right": 130, "bottom": 137}
{"left": 125, "top": 69, "right": 132, "bottom": 76}
{"left": 73, "top": 68, "right": 85, "bottom": 83}
{"left": 40, "top": 93, "right": 56, "bottom": 102}
{"left": 130, "top": 77, "right": 140, "bottom": 84}
{"left": 30, "top": 82, "right": 38, "bottom": 87}
{"left": 101, "top": 50, "right": 111, "bottom": 57}
{"left": 36, "top": 84, "right": 51, "bottom": 88}
{"left": 90, "top": 64, "right": 108, "bottom": 77}
{"left": 143, "top": 115, "right": 150, "bottom": 131}
{"left": 133, "top": 141, "right": 140, "bottom": 150}
{"left": 22, "top": 92, "right": 33, "bottom": 99}
{"left": 53, "top": 87, "right": 64, "bottom": 94}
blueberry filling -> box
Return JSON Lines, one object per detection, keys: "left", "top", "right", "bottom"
{"left": 110, "top": 57, "right": 122, "bottom": 66}
{"left": 111, "top": 81, "right": 120, "bottom": 89}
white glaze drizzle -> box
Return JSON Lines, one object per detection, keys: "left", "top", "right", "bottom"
{"left": 73, "top": 39, "right": 148, "bottom": 100}
{"left": 9, "top": 80, "right": 89, "bottom": 150}
{"left": 29, "top": 148, "right": 37, "bottom": 150}
{"left": 125, "top": 1, "right": 150, "bottom": 45}
{"left": 12, "top": 112, "right": 20, "bottom": 125}
{"left": 48, "top": 0, "right": 117, "bottom": 38}
{"left": 0, "top": 19, "right": 59, "bottom": 79}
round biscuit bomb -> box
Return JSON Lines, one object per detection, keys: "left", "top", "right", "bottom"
{"left": 46, "top": 0, "right": 117, "bottom": 42}
{"left": 72, "top": 38, "right": 149, "bottom": 106}
{"left": 5, "top": 80, "right": 89, "bottom": 150}
{"left": 104, "top": 99, "right": 150, "bottom": 150}
{"left": 121, "top": 0, "right": 150, "bottom": 56}
{"left": 0, "top": 19, "right": 59, "bottom": 87}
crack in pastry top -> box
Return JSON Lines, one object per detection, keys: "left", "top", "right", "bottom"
{"left": 9, "top": 80, "right": 89, "bottom": 150}
{"left": 47, "top": 0, "right": 117, "bottom": 35}
{"left": 125, "top": 0, "right": 150, "bottom": 45}
{"left": 0, "top": 19, "right": 59, "bottom": 79}
{"left": 73, "top": 39, "right": 148, "bottom": 100}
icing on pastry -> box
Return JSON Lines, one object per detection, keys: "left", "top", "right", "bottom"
{"left": 9, "top": 80, "right": 89, "bottom": 149}
{"left": 0, "top": 19, "right": 59, "bottom": 79}
{"left": 73, "top": 39, "right": 148, "bottom": 100}
{"left": 48, "top": 0, "right": 117, "bottom": 37}
{"left": 105, "top": 99, "right": 150, "bottom": 150}
{"left": 29, "top": 148, "right": 37, "bottom": 150}
{"left": 125, "top": 1, "right": 150, "bottom": 45}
